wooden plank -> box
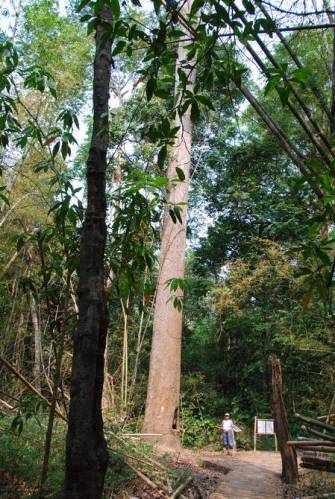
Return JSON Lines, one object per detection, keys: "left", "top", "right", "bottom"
{"left": 287, "top": 440, "right": 335, "bottom": 447}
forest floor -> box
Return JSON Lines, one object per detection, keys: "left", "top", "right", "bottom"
{"left": 175, "top": 449, "right": 282, "bottom": 498}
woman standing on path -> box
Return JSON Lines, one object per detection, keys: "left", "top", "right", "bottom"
{"left": 222, "top": 412, "right": 236, "bottom": 455}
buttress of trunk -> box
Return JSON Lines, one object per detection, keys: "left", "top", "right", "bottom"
{"left": 142, "top": 3, "right": 196, "bottom": 450}
{"left": 29, "top": 291, "right": 42, "bottom": 392}
{"left": 63, "top": 7, "right": 112, "bottom": 498}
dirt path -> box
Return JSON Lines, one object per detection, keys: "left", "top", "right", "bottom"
{"left": 207, "top": 451, "right": 282, "bottom": 499}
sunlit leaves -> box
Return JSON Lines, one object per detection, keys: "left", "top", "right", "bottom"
{"left": 264, "top": 65, "right": 312, "bottom": 106}
{"left": 165, "top": 277, "right": 190, "bottom": 310}
{"left": 21, "top": 65, "right": 57, "bottom": 98}
{"left": 110, "top": 0, "right": 121, "bottom": 19}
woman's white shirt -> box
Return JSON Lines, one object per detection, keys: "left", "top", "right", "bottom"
{"left": 222, "top": 419, "right": 233, "bottom": 431}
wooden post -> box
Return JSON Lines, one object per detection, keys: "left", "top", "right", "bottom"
{"left": 274, "top": 432, "right": 278, "bottom": 452}
{"left": 272, "top": 356, "right": 298, "bottom": 483}
{"left": 254, "top": 416, "right": 257, "bottom": 452}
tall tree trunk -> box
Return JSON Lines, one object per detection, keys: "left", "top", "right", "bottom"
{"left": 142, "top": 5, "right": 196, "bottom": 450}
{"left": 29, "top": 291, "right": 42, "bottom": 391}
{"left": 63, "top": 7, "right": 112, "bottom": 498}
{"left": 102, "top": 158, "right": 122, "bottom": 413}
{"left": 272, "top": 356, "right": 298, "bottom": 483}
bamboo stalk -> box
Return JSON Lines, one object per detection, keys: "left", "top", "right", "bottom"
{"left": 296, "top": 413, "right": 335, "bottom": 433}
{"left": 0, "top": 354, "right": 67, "bottom": 422}
{"left": 302, "top": 456, "right": 335, "bottom": 464}
{"left": 298, "top": 446, "right": 335, "bottom": 453}
{"left": 230, "top": 1, "right": 334, "bottom": 161}
{"left": 255, "top": 0, "right": 333, "bottom": 124}
{"left": 301, "top": 462, "right": 335, "bottom": 472}
{"left": 107, "top": 431, "right": 169, "bottom": 471}
{"left": 124, "top": 459, "right": 162, "bottom": 490}
{"left": 300, "top": 493, "right": 335, "bottom": 498}
{"left": 287, "top": 440, "right": 335, "bottom": 446}
{"left": 169, "top": 476, "right": 193, "bottom": 499}
{"left": 0, "top": 398, "right": 14, "bottom": 410}
{"left": 236, "top": 83, "right": 324, "bottom": 200}
{"left": 301, "top": 425, "right": 335, "bottom": 442}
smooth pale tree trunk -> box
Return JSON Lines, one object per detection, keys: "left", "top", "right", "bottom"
{"left": 142, "top": 7, "right": 196, "bottom": 450}
{"left": 29, "top": 291, "right": 41, "bottom": 391}
{"left": 63, "top": 7, "right": 112, "bottom": 498}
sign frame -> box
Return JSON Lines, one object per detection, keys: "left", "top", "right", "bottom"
{"left": 253, "top": 416, "right": 278, "bottom": 452}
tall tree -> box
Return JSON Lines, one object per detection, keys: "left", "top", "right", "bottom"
{"left": 63, "top": 5, "right": 112, "bottom": 497}
{"left": 142, "top": 1, "right": 196, "bottom": 449}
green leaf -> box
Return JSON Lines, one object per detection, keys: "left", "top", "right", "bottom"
{"left": 76, "top": 0, "right": 91, "bottom": 12}
{"left": 158, "top": 145, "right": 167, "bottom": 168}
{"left": 292, "top": 68, "right": 311, "bottom": 84}
{"left": 80, "top": 14, "right": 92, "bottom": 22}
{"left": 153, "top": 0, "right": 161, "bottom": 15}
{"left": 190, "top": 0, "right": 204, "bottom": 17}
{"left": 195, "top": 94, "right": 214, "bottom": 110}
{"left": 0, "top": 190, "right": 9, "bottom": 205}
{"left": 112, "top": 40, "right": 126, "bottom": 56}
{"left": 169, "top": 208, "right": 177, "bottom": 223}
{"left": 110, "top": 0, "right": 120, "bottom": 19}
{"left": 174, "top": 206, "right": 182, "bottom": 224}
{"left": 52, "top": 141, "right": 60, "bottom": 157}
{"left": 190, "top": 100, "right": 200, "bottom": 122}
{"left": 315, "top": 248, "right": 331, "bottom": 267}
{"left": 146, "top": 77, "right": 155, "bottom": 101}
{"left": 264, "top": 75, "right": 281, "bottom": 96}
{"left": 176, "top": 167, "right": 185, "bottom": 181}
{"left": 242, "top": 0, "right": 255, "bottom": 14}
{"left": 277, "top": 85, "right": 290, "bottom": 106}
{"left": 161, "top": 118, "right": 170, "bottom": 136}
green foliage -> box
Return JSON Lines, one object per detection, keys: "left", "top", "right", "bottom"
{"left": 0, "top": 416, "right": 66, "bottom": 497}
{"left": 181, "top": 403, "right": 218, "bottom": 448}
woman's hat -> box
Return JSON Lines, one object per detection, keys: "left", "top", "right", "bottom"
{"left": 224, "top": 412, "right": 230, "bottom": 416}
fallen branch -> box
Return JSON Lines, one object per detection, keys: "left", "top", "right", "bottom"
{"left": 301, "top": 425, "right": 335, "bottom": 442}
{"left": 0, "top": 354, "right": 67, "bottom": 423}
{"left": 318, "top": 414, "right": 335, "bottom": 420}
{"left": 287, "top": 440, "right": 335, "bottom": 447}
{"left": 302, "top": 456, "right": 335, "bottom": 466}
{"left": 107, "top": 430, "right": 169, "bottom": 471}
{"left": 296, "top": 413, "right": 335, "bottom": 434}
{"left": 301, "top": 462, "right": 335, "bottom": 472}
{"left": 125, "top": 459, "right": 162, "bottom": 491}
{"left": 169, "top": 476, "right": 193, "bottom": 499}
{"left": 0, "top": 398, "right": 14, "bottom": 411}
{"left": 300, "top": 493, "right": 335, "bottom": 498}
{"left": 111, "top": 447, "right": 163, "bottom": 470}
{"left": 295, "top": 446, "right": 335, "bottom": 453}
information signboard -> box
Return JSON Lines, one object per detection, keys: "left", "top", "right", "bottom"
{"left": 257, "top": 419, "right": 274, "bottom": 435}
{"left": 254, "top": 417, "right": 277, "bottom": 452}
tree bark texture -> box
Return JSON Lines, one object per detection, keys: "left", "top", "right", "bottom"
{"left": 29, "top": 291, "right": 41, "bottom": 392}
{"left": 272, "top": 356, "right": 298, "bottom": 483}
{"left": 63, "top": 7, "right": 112, "bottom": 498}
{"left": 142, "top": 4, "right": 196, "bottom": 450}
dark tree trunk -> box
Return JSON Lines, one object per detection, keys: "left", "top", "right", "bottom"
{"left": 332, "top": 27, "right": 335, "bottom": 131}
{"left": 272, "top": 356, "right": 298, "bottom": 484}
{"left": 63, "top": 7, "right": 112, "bottom": 498}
